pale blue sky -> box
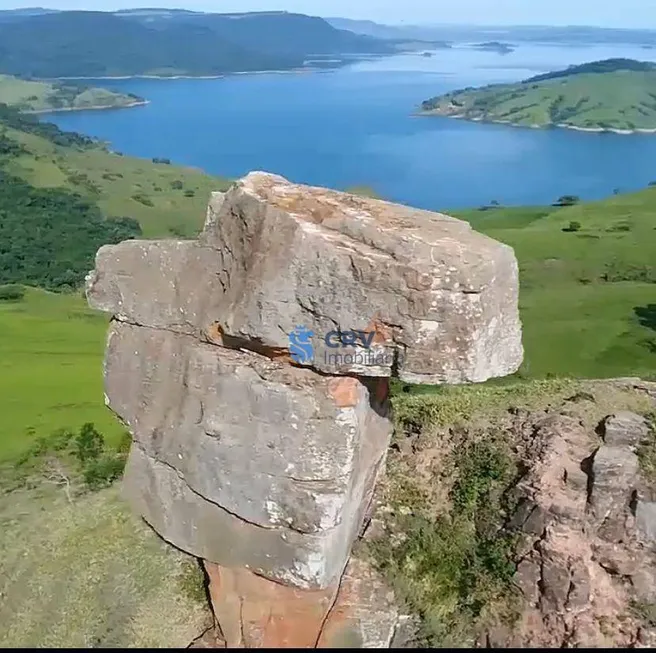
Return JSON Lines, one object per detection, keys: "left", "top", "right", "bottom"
{"left": 1, "top": 1, "right": 656, "bottom": 28}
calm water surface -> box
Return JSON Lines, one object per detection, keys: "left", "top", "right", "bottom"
{"left": 50, "top": 42, "right": 656, "bottom": 210}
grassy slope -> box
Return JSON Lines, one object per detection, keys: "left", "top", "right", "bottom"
{"left": 3, "top": 126, "right": 229, "bottom": 238}
{"left": 0, "top": 289, "right": 114, "bottom": 461}
{"left": 0, "top": 123, "right": 230, "bottom": 461}
{"left": 421, "top": 70, "right": 656, "bottom": 131}
{"left": 454, "top": 190, "right": 656, "bottom": 379}
{"left": 0, "top": 484, "right": 211, "bottom": 647}
{"left": 0, "top": 74, "right": 144, "bottom": 113}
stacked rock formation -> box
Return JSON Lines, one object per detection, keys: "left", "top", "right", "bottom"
{"left": 86, "top": 172, "right": 523, "bottom": 647}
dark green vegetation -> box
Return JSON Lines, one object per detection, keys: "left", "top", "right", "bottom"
{"left": 421, "top": 58, "right": 656, "bottom": 132}
{"left": 527, "top": 58, "right": 655, "bottom": 83}
{"left": 0, "top": 10, "right": 391, "bottom": 78}
{"left": 372, "top": 429, "right": 519, "bottom": 646}
{"left": 0, "top": 105, "right": 143, "bottom": 290}
{"left": 2, "top": 421, "right": 129, "bottom": 494}
{"left": 0, "top": 170, "right": 140, "bottom": 290}
{"left": 0, "top": 74, "right": 145, "bottom": 113}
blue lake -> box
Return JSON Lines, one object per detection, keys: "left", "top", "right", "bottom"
{"left": 50, "top": 42, "right": 656, "bottom": 210}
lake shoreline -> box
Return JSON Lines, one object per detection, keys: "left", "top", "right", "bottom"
{"left": 418, "top": 111, "right": 656, "bottom": 135}
{"left": 26, "top": 100, "right": 150, "bottom": 115}
{"left": 47, "top": 67, "right": 322, "bottom": 82}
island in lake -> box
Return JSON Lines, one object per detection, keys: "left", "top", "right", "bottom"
{"left": 472, "top": 41, "right": 514, "bottom": 54}
{"left": 0, "top": 75, "right": 147, "bottom": 113}
{"left": 420, "top": 58, "right": 656, "bottom": 133}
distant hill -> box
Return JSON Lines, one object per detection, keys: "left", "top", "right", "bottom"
{"left": 420, "top": 58, "right": 656, "bottom": 133}
{"left": 0, "top": 10, "right": 391, "bottom": 78}
{"left": 0, "top": 7, "right": 58, "bottom": 21}
{"left": 326, "top": 18, "right": 656, "bottom": 48}
{"left": 325, "top": 17, "right": 452, "bottom": 49}
{"left": 0, "top": 75, "right": 146, "bottom": 113}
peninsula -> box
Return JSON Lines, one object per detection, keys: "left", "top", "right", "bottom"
{"left": 0, "top": 75, "right": 147, "bottom": 113}
{"left": 420, "top": 58, "right": 656, "bottom": 133}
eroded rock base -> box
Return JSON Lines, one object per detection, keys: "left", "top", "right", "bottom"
{"left": 205, "top": 559, "right": 398, "bottom": 649}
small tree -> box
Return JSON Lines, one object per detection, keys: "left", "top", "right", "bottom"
{"left": 554, "top": 194, "right": 580, "bottom": 207}
{"left": 75, "top": 423, "right": 104, "bottom": 464}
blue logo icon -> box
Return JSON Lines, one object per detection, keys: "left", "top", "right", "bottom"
{"left": 289, "top": 325, "right": 314, "bottom": 364}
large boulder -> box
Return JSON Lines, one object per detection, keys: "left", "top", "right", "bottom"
{"left": 87, "top": 173, "right": 524, "bottom": 646}
{"left": 88, "top": 172, "right": 523, "bottom": 384}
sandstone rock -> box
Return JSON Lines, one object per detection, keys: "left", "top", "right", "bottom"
{"left": 89, "top": 172, "right": 523, "bottom": 384}
{"left": 632, "top": 566, "right": 656, "bottom": 603}
{"left": 204, "top": 562, "right": 338, "bottom": 648}
{"left": 636, "top": 499, "right": 656, "bottom": 544}
{"left": 187, "top": 627, "right": 226, "bottom": 649}
{"left": 203, "top": 558, "right": 398, "bottom": 649}
{"left": 206, "top": 172, "right": 523, "bottom": 383}
{"left": 317, "top": 558, "right": 398, "bottom": 648}
{"left": 602, "top": 412, "right": 650, "bottom": 450}
{"left": 591, "top": 446, "right": 639, "bottom": 526}
{"left": 107, "top": 322, "right": 391, "bottom": 539}
{"left": 123, "top": 430, "right": 383, "bottom": 590}
{"left": 88, "top": 173, "right": 526, "bottom": 646}
{"left": 390, "top": 615, "right": 421, "bottom": 649}
{"left": 86, "top": 240, "right": 223, "bottom": 336}
{"left": 539, "top": 553, "right": 571, "bottom": 611}
{"left": 593, "top": 542, "right": 641, "bottom": 576}
{"left": 515, "top": 559, "right": 541, "bottom": 604}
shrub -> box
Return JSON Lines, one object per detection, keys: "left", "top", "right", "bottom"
{"left": 132, "top": 193, "right": 154, "bottom": 207}
{"left": 116, "top": 431, "right": 132, "bottom": 455}
{"left": 184, "top": 189, "right": 195, "bottom": 197}
{"left": 554, "top": 194, "right": 580, "bottom": 207}
{"left": 170, "top": 180, "right": 184, "bottom": 190}
{"left": 606, "top": 222, "right": 632, "bottom": 233}
{"left": 562, "top": 221, "right": 581, "bottom": 232}
{"left": 370, "top": 432, "right": 519, "bottom": 646}
{"left": 83, "top": 455, "right": 126, "bottom": 490}
{"left": 0, "top": 284, "right": 25, "bottom": 301}
{"left": 152, "top": 157, "right": 171, "bottom": 165}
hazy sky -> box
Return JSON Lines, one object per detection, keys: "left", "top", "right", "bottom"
{"left": 1, "top": 1, "right": 656, "bottom": 28}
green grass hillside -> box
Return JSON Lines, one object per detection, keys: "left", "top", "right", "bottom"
{"left": 0, "top": 75, "right": 146, "bottom": 113}
{"left": 454, "top": 190, "right": 656, "bottom": 379}
{"left": 421, "top": 58, "right": 656, "bottom": 132}
{"left": 0, "top": 288, "right": 114, "bottom": 462}
{"left": 0, "top": 107, "right": 228, "bottom": 459}
{"left": 0, "top": 105, "right": 229, "bottom": 239}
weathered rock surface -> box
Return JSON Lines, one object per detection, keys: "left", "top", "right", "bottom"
{"left": 89, "top": 172, "right": 523, "bottom": 384}
{"left": 87, "top": 172, "right": 525, "bottom": 647}
{"left": 602, "top": 411, "right": 649, "bottom": 449}
{"left": 203, "top": 558, "right": 398, "bottom": 649}
{"left": 500, "top": 408, "right": 655, "bottom": 647}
